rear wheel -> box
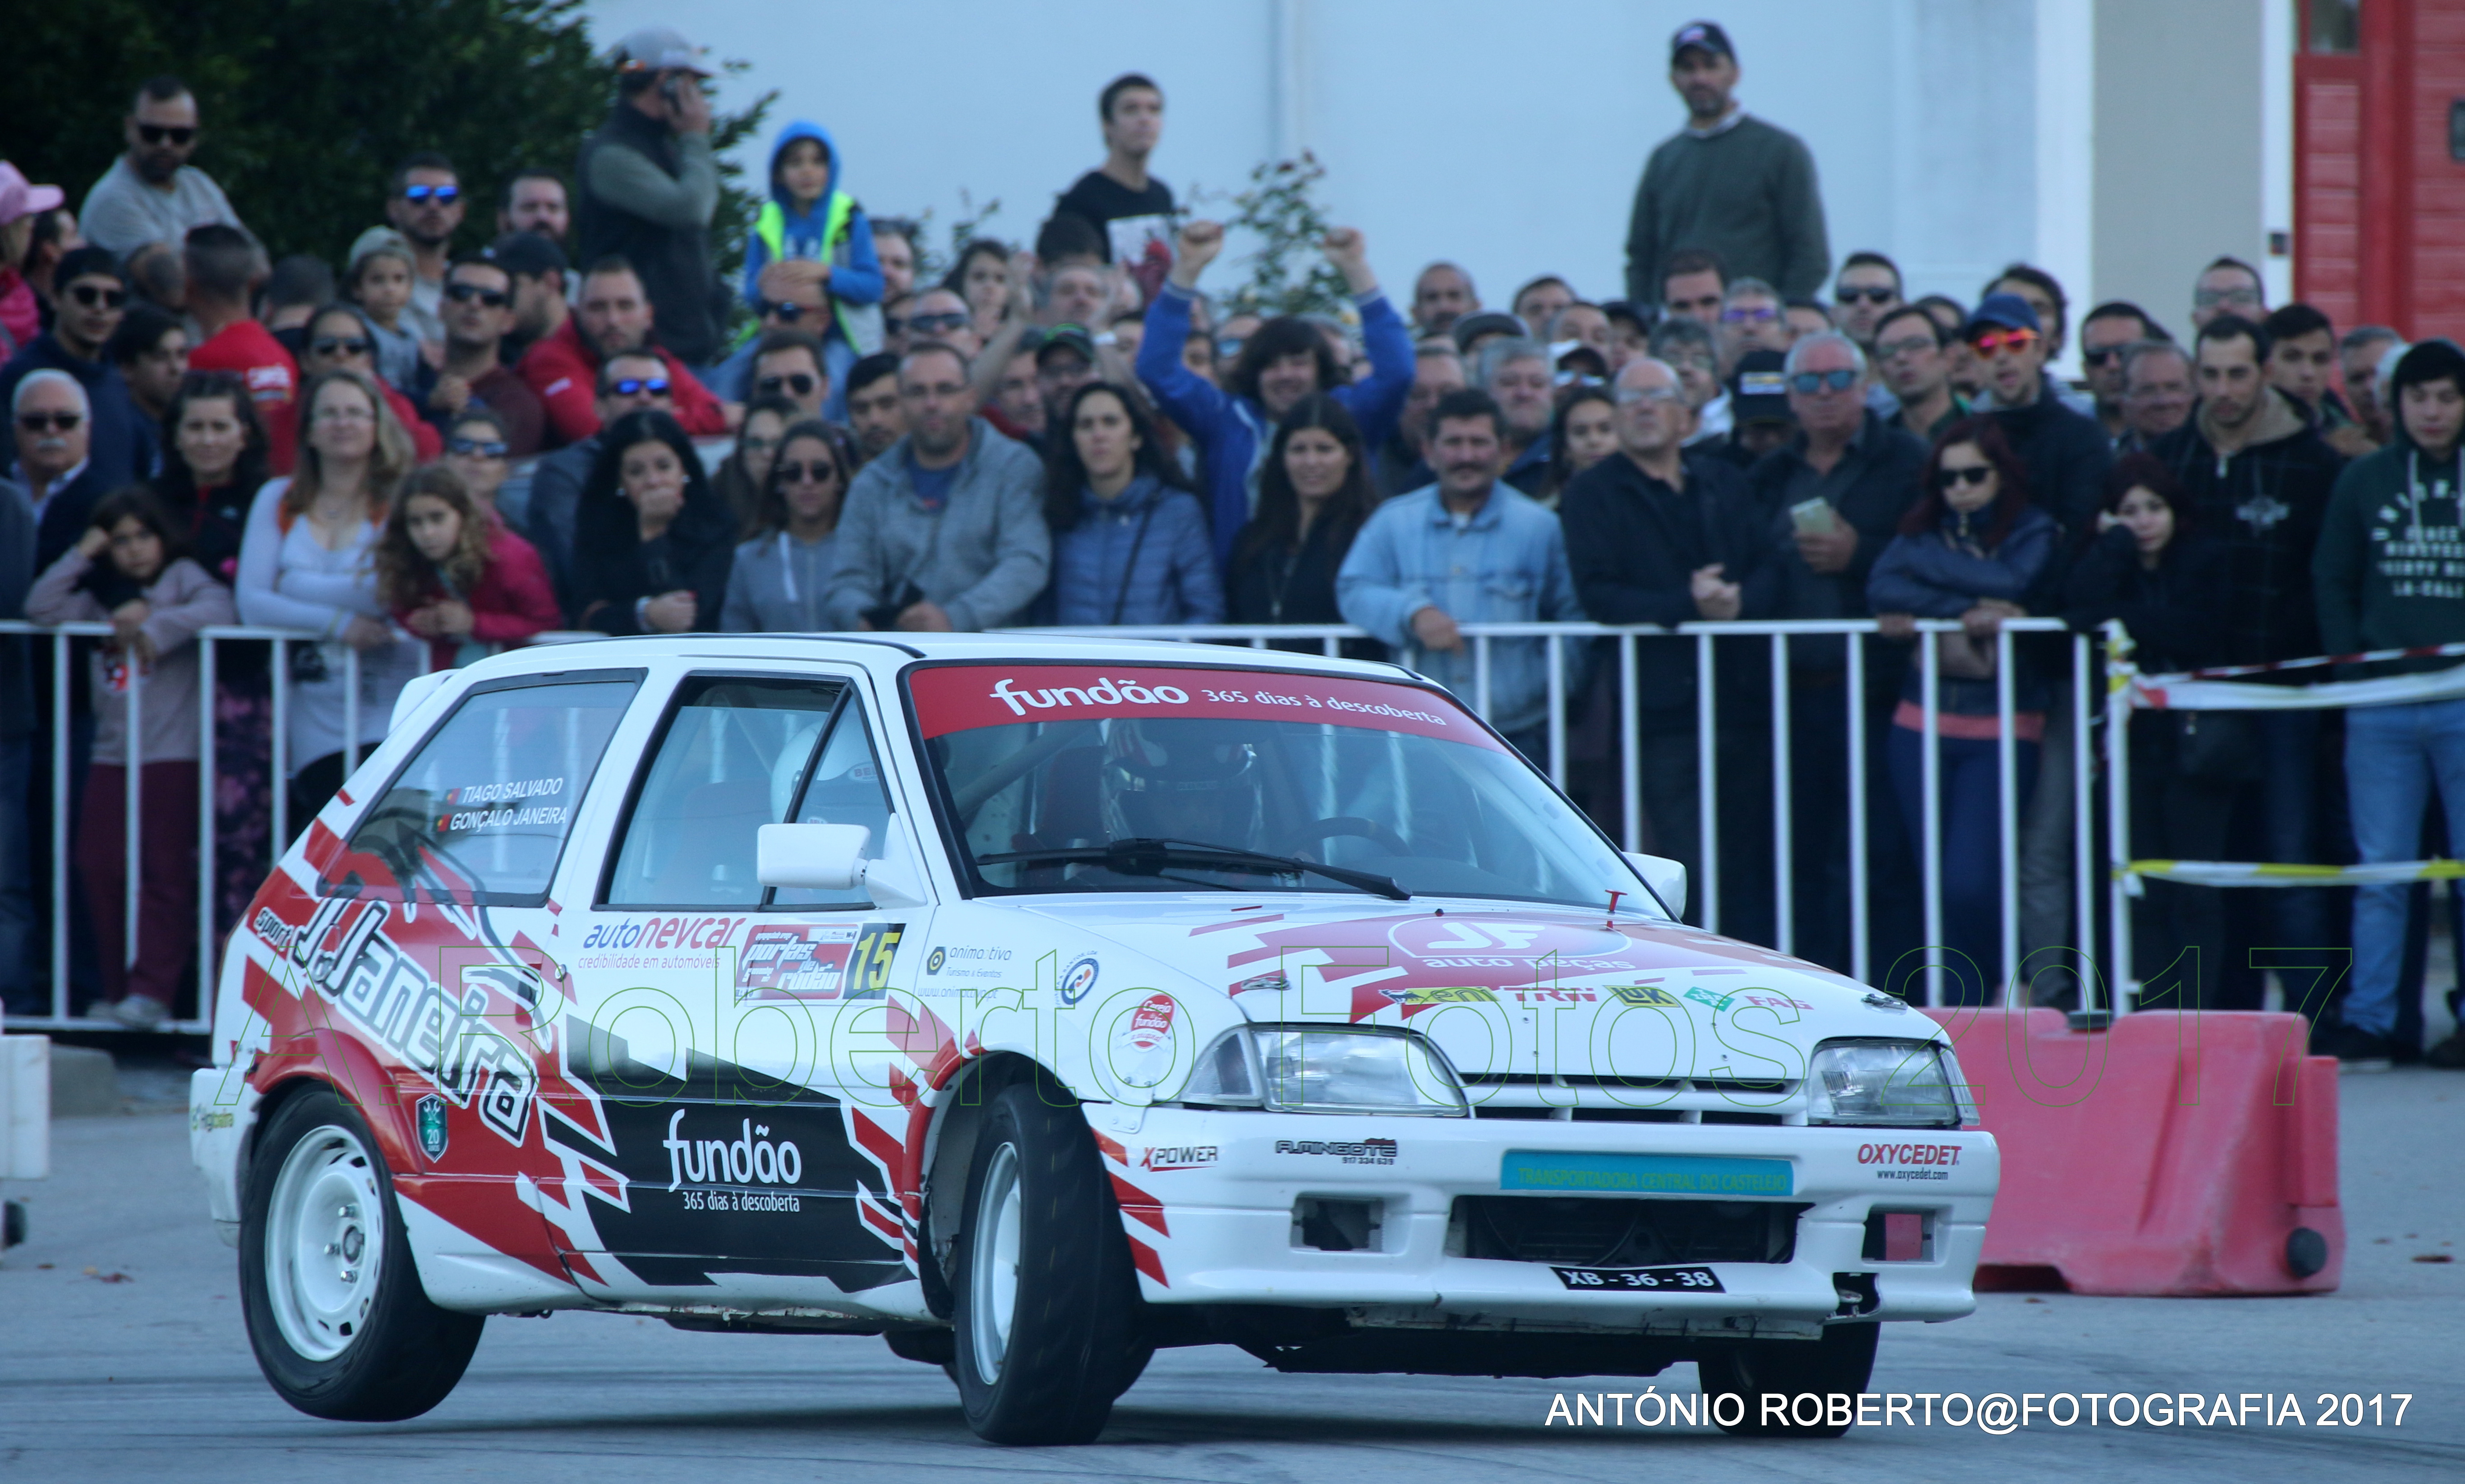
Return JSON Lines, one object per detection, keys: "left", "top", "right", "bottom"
{"left": 1698, "top": 1323, "right": 1880, "bottom": 1438}
{"left": 239, "top": 1086, "right": 483, "bottom": 1420}
{"left": 950, "top": 1083, "right": 1147, "bottom": 1444}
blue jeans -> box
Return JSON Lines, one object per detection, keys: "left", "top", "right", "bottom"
{"left": 2255, "top": 710, "right": 2335, "bottom": 952}
{"left": 2341, "top": 698, "right": 2465, "bottom": 1035}
{"left": 1889, "top": 725, "right": 2040, "bottom": 1006}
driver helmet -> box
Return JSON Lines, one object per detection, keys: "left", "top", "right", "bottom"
{"left": 1098, "top": 722, "right": 1261, "bottom": 846}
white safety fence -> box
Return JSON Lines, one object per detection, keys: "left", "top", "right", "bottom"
{"left": 0, "top": 616, "right": 2121, "bottom": 1032}
{"left": 0, "top": 620, "right": 415, "bottom": 1034}
{"left": 1029, "top": 617, "right": 2107, "bottom": 1010}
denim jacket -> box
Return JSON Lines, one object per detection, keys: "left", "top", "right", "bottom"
{"left": 1336, "top": 481, "right": 1584, "bottom": 734}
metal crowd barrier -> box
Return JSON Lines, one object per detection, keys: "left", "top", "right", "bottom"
{"left": 0, "top": 621, "right": 410, "bottom": 1035}
{"left": 0, "top": 614, "right": 2112, "bottom": 1032}
{"left": 1027, "top": 618, "right": 2105, "bottom": 1011}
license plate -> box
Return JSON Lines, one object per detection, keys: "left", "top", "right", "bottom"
{"left": 1551, "top": 1263, "right": 1725, "bottom": 1293}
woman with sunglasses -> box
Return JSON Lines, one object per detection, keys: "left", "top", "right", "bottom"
{"left": 711, "top": 394, "right": 799, "bottom": 533}
{"left": 235, "top": 367, "right": 425, "bottom": 833}
{"left": 297, "top": 304, "right": 442, "bottom": 460}
{"left": 1867, "top": 416, "right": 2057, "bottom": 1005}
{"left": 721, "top": 419, "right": 847, "bottom": 632}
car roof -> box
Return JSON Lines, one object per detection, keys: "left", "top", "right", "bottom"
{"left": 456, "top": 632, "right": 1421, "bottom": 688}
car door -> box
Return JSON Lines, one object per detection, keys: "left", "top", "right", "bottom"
{"left": 551, "top": 666, "right": 924, "bottom": 1303}
{"left": 303, "top": 667, "right": 646, "bottom": 1297}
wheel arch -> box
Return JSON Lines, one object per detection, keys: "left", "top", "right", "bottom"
{"left": 917, "top": 1051, "right": 1082, "bottom": 1318}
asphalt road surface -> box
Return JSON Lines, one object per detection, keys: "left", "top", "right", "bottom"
{"left": 2, "top": 1067, "right": 2459, "bottom": 1484}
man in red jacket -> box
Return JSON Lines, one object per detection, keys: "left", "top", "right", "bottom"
{"left": 520, "top": 255, "right": 729, "bottom": 446}
{"left": 181, "top": 224, "right": 300, "bottom": 469}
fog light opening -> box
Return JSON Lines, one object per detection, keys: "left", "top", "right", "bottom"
{"left": 1294, "top": 1197, "right": 1383, "bottom": 1253}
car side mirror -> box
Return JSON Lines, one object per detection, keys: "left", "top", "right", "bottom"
{"left": 1624, "top": 852, "right": 1686, "bottom": 920}
{"left": 758, "top": 822, "right": 871, "bottom": 891}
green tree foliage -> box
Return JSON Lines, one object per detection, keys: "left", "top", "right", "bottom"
{"left": 1, "top": 0, "right": 769, "bottom": 278}
{"left": 1218, "top": 153, "right": 1349, "bottom": 319}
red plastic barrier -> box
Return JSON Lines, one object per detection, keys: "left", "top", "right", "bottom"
{"left": 1922, "top": 1008, "right": 2341, "bottom": 1296}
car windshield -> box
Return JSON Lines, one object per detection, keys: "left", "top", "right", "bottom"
{"left": 907, "top": 664, "right": 1655, "bottom": 911}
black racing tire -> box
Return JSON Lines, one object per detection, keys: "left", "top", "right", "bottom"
{"left": 950, "top": 1083, "right": 1147, "bottom": 1445}
{"left": 1698, "top": 1322, "right": 1880, "bottom": 1438}
{"left": 238, "top": 1084, "right": 484, "bottom": 1421}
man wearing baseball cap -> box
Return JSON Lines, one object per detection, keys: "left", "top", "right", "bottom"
{"left": 575, "top": 27, "right": 727, "bottom": 372}
{"left": 1624, "top": 22, "right": 1830, "bottom": 315}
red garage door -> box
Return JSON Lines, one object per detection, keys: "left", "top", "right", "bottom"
{"left": 2297, "top": 0, "right": 2465, "bottom": 339}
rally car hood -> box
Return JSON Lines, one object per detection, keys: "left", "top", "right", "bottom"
{"left": 1008, "top": 894, "right": 1934, "bottom": 1082}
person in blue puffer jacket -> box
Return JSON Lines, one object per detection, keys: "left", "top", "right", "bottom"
{"left": 1135, "top": 218, "right": 1414, "bottom": 567}
{"left": 1867, "top": 415, "right": 2058, "bottom": 1005}
{"left": 1037, "top": 383, "right": 1221, "bottom": 627}
{"left": 736, "top": 121, "right": 883, "bottom": 414}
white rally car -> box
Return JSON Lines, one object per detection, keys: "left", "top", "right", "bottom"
{"left": 191, "top": 634, "right": 1996, "bottom": 1442}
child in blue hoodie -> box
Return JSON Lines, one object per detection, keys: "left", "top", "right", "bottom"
{"left": 739, "top": 122, "right": 884, "bottom": 415}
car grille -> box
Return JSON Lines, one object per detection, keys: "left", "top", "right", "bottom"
{"left": 1456, "top": 1195, "right": 1806, "bottom": 1267}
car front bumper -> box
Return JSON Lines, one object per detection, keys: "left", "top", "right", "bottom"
{"left": 1096, "top": 1104, "right": 1997, "bottom": 1335}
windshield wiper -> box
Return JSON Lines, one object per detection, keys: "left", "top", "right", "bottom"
{"left": 977, "top": 837, "right": 1411, "bottom": 900}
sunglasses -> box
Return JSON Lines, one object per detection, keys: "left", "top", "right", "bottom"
{"left": 1935, "top": 465, "right": 1994, "bottom": 489}
{"left": 15, "top": 411, "right": 82, "bottom": 433}
{"left": 136, "top": 124, "right": 195, "bottom": 146}
{"left": 444, "top": 282, "right": 508, "bottom": 307}
{"left": 1835, "top": 285, "right": 1897, "bottom": 305}
{"left": 1876, "top": 334, "right": 1938, "bottom": 360}
{"left": 2083, "top": 346, "right": 2130, "bottom": 368}
{"left": 2193, "top": 287, "right": 2261, "bottom": 309}
{"left": 1968, "top": 328, "right": 2040, "bottom": 358}
{"left": 402, "top": 184, "right": 460, "bottom": 204}
{"left": 906, "top": 311, "right": 970, "bottom": 335}
{"left": 69, "top": 283, "right": 129, "bottom": 309}
{"left": 310, "top": 336, "right": 373, "bottom": 357}
{"left": 778, "top": 460, "right": 838, "bottom": 484}
{"left": 608, "top": 377, "right": 670, "bottom": 397}
{"left": 758, "top": 372, "right": 818, "bottom": 397}
{"left": 1720, "top": 305, "right": 1779, "bottom": 324}
{"left": 1789, "top": 369, "right": 1859, "bottom": 394}
{"left": 447, "top": 436, "right": 508, "bottom": 457}
{"left": 759, "top": 300, "right": 809, "bottom": 322}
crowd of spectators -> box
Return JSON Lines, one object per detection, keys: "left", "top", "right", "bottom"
{"left": 0, "top": 21, "right": 2459, "bottom": 1071}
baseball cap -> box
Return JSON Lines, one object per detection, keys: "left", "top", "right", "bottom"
{"left": 1728, "top": 349, "right": 1790, "bottom": 422}
{"left": 346, "top": 226, "right": 415, "bottom": 274}
{"left": 0, "top": 163, "right": 65, "bottom": 228}
{"left": 1670, "top": 21, "right": 1736, "bottom": 64}
{"left": 484, "top": 230, "right": 569, "bottom": 279}
{"left": 1966, "top": 292, "right": 2044, "bottom": 338}
{"left": 612, "top": 26, "right": 711, "bottom": 76}
{"left": 1037, "top": 323, "right": 1097, "bottom": 365}
{"left": 1450, "top": 311, "right": 1527, "bottom": 355}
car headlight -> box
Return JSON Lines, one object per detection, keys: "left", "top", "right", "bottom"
{"left": 1179, "top": 1025, "right": 1467, "bottom": 1116}
{"left": 1806, "top": 1039, "right": 1965, "bottom": 1128}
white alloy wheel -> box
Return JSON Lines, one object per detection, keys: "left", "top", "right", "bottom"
{"left": 263, "top": 1123, "right": 386, "bottom": 1362}
{"left": 969, "top": 1142, "right": 1023, "bottom": 1383}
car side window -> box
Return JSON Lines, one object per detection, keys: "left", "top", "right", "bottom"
{"left": 604, "top": 675, "right": 885, "bottom": 909}
{"left": 327, "top": 675, "right": 640, "bottom": 905}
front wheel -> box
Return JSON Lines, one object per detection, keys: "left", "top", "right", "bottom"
{"left": 1699, "top": 1323, "right": 1880, "bottom": 1438}
{"left": 238, "top": 1085, "right": 483, "bottom": 1420}
{"left": 950, "top": 1083, "right": 1147, "bottom": 1444}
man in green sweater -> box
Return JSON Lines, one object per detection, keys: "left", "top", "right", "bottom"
{"left": 1624, "top": 21, "right": 1830, "bottom": 309}
{"left": 2313, "top": 337, "right": 2465, "bottom": 1068}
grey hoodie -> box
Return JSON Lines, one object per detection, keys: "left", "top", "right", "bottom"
{"left": 823, "top": 418, "right": 1050, "bottom": 631}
